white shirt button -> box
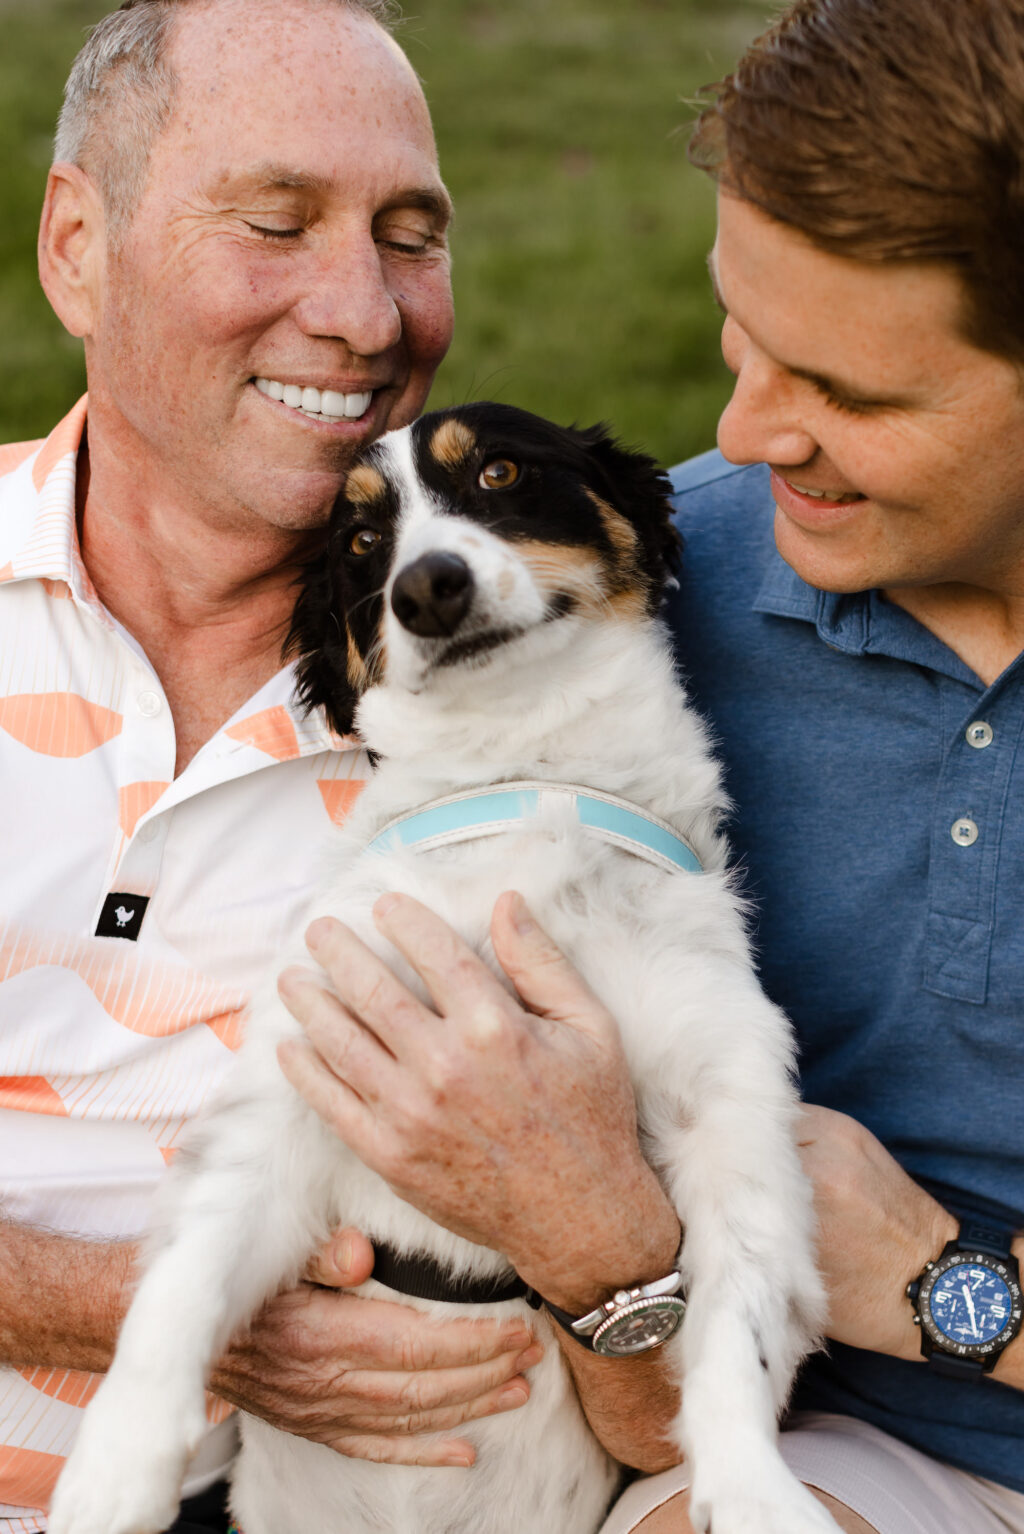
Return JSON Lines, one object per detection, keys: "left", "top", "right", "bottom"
{"left": 136, "top": 690, "right": 163, "bottom": 718}
{"left": 965, "top": 720, "right": 994, "bottom": 749}
{"left": 951, "top": 817, "right": 980, "bottom": 847}
{"left": 136, "top": 819, "right": 160, "bottom": 844}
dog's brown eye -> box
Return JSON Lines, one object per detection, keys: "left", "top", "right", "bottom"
{"left": 349, "top": 527, "right": 381, "bottom": 556}
{"left": 479, "top": 459, "right": 519, "bottom": 490}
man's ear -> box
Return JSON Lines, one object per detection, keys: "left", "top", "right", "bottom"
{"left": 38, "top": 163, "right": 107, "bottom": 339}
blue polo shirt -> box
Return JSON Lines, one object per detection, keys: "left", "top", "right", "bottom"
{"left": 667, "top": 451, "right": 1024, "bottom": 1493}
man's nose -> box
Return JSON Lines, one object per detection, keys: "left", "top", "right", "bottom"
{"left": 716, "top": 322, "right": 818, "bottom": 469}
{"left": 293, "top": 238, "right": 403, "bottom": 357}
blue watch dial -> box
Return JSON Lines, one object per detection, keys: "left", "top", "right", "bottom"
{"left": 928, "top": 1263, "right": 1014, "bottom": 1345}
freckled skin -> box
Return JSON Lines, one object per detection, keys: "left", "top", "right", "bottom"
{"left": 81, "top": 0, "right": 455, "bottom": 538}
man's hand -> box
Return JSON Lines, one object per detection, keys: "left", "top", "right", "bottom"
{"left": 796, "top": 1105, "right": 958, "bottom": 1362}
{"left": 210, "top": 1227, "right": 542, "bottom": 1467}
{"left": 276, "top": 890, "right": 679, "bottom": 1312}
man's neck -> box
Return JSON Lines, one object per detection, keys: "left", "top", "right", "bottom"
{"left": 76, "top": 446, "right": 324, "bottom": 776}
{"left": 883, "top": 582, "right": 1024, "bottom": 687}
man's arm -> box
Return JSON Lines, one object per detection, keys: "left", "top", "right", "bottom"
{"left": 0, "top": 1220, "right": 134, "bottom": 1374}
{"left": 798, "top": 1104, "right": 1024, "bottom": 1391}
{"left": 277, "top": 890, "right": 689, "bottom": 1472}
{"left": 0, "top": 1219, "right": 539, "bottom": 1467}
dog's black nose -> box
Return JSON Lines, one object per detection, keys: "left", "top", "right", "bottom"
{"left": 391, "top": 553, "right": 474, "bottom": 637}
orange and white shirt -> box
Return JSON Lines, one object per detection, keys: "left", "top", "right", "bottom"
{"left": 0, "top": 400, "right": 369, "bottom": 1530}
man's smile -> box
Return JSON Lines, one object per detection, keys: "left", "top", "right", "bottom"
{"left": 253, "top": 376, "right": 375, "bottom": 424}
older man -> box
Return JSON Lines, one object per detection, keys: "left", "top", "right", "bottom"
{"left": 0, "top": 3, "right": 683, "bottom": 1532}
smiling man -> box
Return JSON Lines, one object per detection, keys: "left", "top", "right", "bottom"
{"left": 608, "top": 0, "right": 1024, "bottom": 1530}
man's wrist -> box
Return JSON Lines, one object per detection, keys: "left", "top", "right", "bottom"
{"left": 516, "top": 1174, "right": 682, "bottom": 1316}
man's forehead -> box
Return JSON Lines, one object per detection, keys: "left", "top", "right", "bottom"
{"left": 167, "top": 0, "right": 422, "bottom": 110}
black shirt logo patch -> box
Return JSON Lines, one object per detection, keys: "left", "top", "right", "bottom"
{"left": 96, "top": 893, "right": 150, "bottom": 941}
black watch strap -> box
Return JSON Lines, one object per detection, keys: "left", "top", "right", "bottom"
{"left": 956, "top": 1220, "right": 1016, "bottom": 1260}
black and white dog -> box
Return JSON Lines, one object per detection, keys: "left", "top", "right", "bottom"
{"left": 50, "top": 405, "right": 837, "bottom": 1534}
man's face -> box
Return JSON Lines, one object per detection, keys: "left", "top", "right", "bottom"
{"left": 711, "top": 192, "right": 1024, "bottom": 596}
{"left": 84, "top": 0, "right": 454, "bottom": 532}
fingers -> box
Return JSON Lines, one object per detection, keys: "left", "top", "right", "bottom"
{"left": 369, "top": 895, "right": 516, "bottom": 1027}
{"left": 490, "top": 890, "right": 612, "bottom": 1035}
{"left": 277, "top": 966, "right": 396, "bottom": 1097}
{"left": 304, "top": 1228, "right": 376, "bottom": 1288}
{"left": 328, "top": 1431, "right": 477, "bottom": 1468}
{"left": 311, "top": 1293, "right": 535, "bottom": 1373}
{"left": 299, "top": 917, "right": 444, "bottom": 1055}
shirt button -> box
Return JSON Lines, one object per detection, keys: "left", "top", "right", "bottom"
{"left": 136, "top": 819, "right": 160, "bottom": 844}
{"left": 137, "top": 690, "right": 163, "bottom": 717}
{"left": 951, "top": 817, "right": 980, "bottom": 847}
{"left": 965, "top": 720, "right": 994, "bottom": 749}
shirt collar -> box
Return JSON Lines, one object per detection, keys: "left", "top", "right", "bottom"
{"left": 753, "top": 543, "right": 982, "bottom": 686}
{"left": 0, "top": 396, "right": 97, "bottom": 605}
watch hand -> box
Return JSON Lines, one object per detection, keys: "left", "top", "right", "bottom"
{"left": 962, "top": 1284, "right": 979, "bottom": 1337}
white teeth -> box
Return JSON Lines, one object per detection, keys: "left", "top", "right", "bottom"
{"left": 787, "top": 479, "right": 859, "bottom": 503}
{"left": 254, "top": 378, "right": 374, "bottom": 422}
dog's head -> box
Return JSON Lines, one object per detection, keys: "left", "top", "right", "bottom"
{"left": 288, "top": 402, "right": 681, "bottom": 737}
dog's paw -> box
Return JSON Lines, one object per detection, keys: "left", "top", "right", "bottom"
{"left": 689, "top": 1462, "right": 841, "bottom": 1534}
{"left": 48, "top": 1388, "right": 203, "bottom": 1534}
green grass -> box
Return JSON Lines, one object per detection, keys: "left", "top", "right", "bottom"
{"left": 0, "top": 0, "right": 772, "bottom": 466}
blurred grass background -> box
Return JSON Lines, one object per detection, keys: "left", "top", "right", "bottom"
{"left": 1, "top": 0, "right": 771, "bottom": 466}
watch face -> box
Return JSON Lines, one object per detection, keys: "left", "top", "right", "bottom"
{"left": 593, "top": 1296, "right": 686, "bottom": 1357}
{"left": 921, "top": 1253, "right": 1023, "bottom": 1357}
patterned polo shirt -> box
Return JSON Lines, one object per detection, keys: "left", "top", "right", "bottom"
{"left": 0, "top": 400, "right": 370, "bottom": 1530}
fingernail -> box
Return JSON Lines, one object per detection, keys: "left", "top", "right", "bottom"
{"left": 305, "top": 919, "right": 331, "bottom": 953}
{"left": 335, "top": 1236, "right": 355, "bottom": 1276}
{"left": 504, "top": 1328, "right": 532, "bottom": 1351}
{"left": 510, "top": 892, "right": 536, "bottom": 935}
{"left": 516, "top": 1344, "right": 544, "bottom": 1370}
{"left": 497, "top": 1384, "right": 529, "bottom": 1410}
{"left": 441, "top": 1446, "right": 474, "bottom": 1468}
{"left": 374, "top": 892, "right": 399, "bottom": 919}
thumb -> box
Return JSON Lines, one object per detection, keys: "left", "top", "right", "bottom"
{"left": 490, "top": 890, "right": 616, "bottom": 1041}
{"left": 304, "top": 1226, "right": 375, "bottom": 1288}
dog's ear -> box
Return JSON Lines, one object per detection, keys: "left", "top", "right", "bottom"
{"left": 285, "top": 543, "right": 359, "bottom": 739}
{"left": 577, "top": 424, "right": 683, "bottom": 587}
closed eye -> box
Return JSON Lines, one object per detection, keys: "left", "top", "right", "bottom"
{"left": 246, "top": 223, "right": 303, "bottom": 240}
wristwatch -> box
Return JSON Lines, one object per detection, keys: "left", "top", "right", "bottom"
{"left": 540, "top": 1243, "right": 687, "bottom": 1357}
{"left": 906, "top": 1219, "right": 1023, "bottom": 1379}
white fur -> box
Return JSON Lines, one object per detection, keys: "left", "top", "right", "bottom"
{"left": 50, "top": 424, "right": 838, "bottom": 1534}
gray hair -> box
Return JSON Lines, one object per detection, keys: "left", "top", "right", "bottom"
{"left": 54, "top": 0, "right": 401, "bottom": 239}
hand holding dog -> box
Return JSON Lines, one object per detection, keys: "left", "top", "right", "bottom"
{"left": 277, "top": 890, "right": 681, "bottom": 1314}
{"left": 208, "top": 1227, "right": 543, "bottom": 1467}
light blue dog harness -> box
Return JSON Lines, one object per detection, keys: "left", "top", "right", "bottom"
{"left": 366, "top": 780, "right": 703, "bottom": 877}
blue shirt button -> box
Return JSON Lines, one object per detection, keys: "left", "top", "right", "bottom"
{"left": 951, "top": 817, "right": 980, "bottom": 846}
{"left": 966, "top": 721, "right": 994, "bottom": 749}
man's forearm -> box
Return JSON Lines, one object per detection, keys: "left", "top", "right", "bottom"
{"left": 0, "top": 1217, "right": 135, "bottom": 1373}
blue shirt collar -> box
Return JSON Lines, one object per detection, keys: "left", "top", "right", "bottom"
{"left": 752, "top": 547, "right": 982, "bottom": 688}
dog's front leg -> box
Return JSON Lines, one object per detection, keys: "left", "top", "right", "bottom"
{"left": 655, "top": 989, "right": 840, "bottom": 1534}
{"left": 48, "top": 1090, "right": 326, "bottom": 1534}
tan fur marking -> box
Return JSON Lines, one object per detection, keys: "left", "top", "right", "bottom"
{"left": 497, "top": 567, "right": 516, "bottom": 599}
{"left": 516, "top": 537, "right": 648, "bottom": 622}
{"left": 430, "top": 417, "right": 478, "bottom": 469}
{"left": 345, "top": 464, "right": 387, "bottom": 508}
{"left": 346, "top": 629, "right": 371, "bottom": 689}
{"left": 586, "top": 489, "right": 640, "bottom": 568}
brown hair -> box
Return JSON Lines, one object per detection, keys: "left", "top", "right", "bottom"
{"left": 689, "top": 0, "right": 1024, "bottom": 362}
